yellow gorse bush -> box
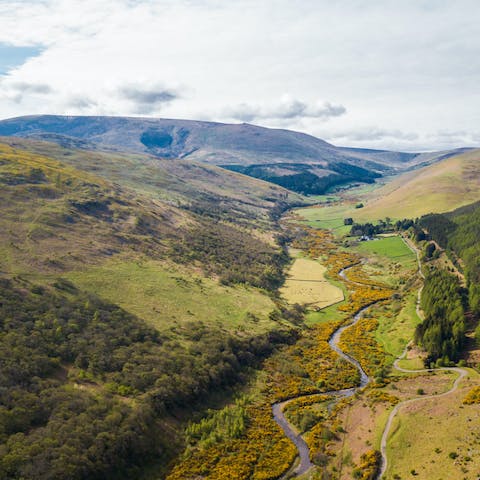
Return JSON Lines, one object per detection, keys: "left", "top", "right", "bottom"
{"left": 168, "top": 226, "right": 395, "bottom": 478}
{"left": 463, "top": 386, "right": 480, "bottom": 404}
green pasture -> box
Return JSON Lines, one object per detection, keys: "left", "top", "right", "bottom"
{"left": 355, "top": 236, "right": 416, "bottom": 267}
{"left": 67, "top": 259, "right": 278, "bottom": 334}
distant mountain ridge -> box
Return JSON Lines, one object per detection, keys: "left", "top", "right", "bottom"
{"left": 0, "top": 115, "right": 470, "bottom": 194}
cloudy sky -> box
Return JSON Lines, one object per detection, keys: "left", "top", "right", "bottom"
{"left": 0, "top": 0, "right": 479, "bottom": 151}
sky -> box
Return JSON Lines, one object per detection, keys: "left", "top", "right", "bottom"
{"left": 0, "top": 0, "right": 479, "bottom": 151}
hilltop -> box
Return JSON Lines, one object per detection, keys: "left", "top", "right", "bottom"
{"left": 0, "top": 115, "right": 468, "bottom": 195}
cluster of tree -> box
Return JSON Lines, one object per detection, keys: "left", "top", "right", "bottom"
{"left": 418, "top": 213, "right": 457, "bottom": 248}
{"left": 172, "top": 219, "right": 289, "bottom": 291}
{"left": 415, "top": 269, "right": 466, "bottom": 364}
{"left": 424, "top": 241, "right": 437, "bottom": 259}
{"left": 184, "top": 397, "right": 248, "bottom": 449}
{"left": 350, "top": 222, "right": 386, "bottom": 237}
{"left": 0, "top": 278, "right": 297, "bottom": 479}
{"left": 224, "top": 162, "right": 380, "bottom": 195}
{"left": 420, "top": 201, "right": 480, "bottom": 315}
{"left": 349, "top": 218, "right": 415, "bottom": 237}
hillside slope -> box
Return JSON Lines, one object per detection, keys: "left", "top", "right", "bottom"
{"left": 0, "top": 138, "right": 303, "bottom": 479}
{"left": 1, "top": 136, "right": 301, "bottom": 229}
{"left": 348, "top": 148, "right": 480, "bottom": 221}
{"left": 0, "top": 114, "right": 462, "bottom": 195}
{"left": 0, "top": 138, "right": 297, "bottom": 290}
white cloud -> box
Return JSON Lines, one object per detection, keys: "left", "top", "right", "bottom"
{"left": 0, "top": 78, "right": 53, "bottom": 103}
{"left": 223, "top": 96, "right": 346, "bottom": 122}
{"left": 0, "top": 0, "right": 479, "bottom": 150}
{"left": 330, "top": 127, "right": 418, "bottom": 143}
{"left": 118, "top": 84, "right": 179, "bottom": 114}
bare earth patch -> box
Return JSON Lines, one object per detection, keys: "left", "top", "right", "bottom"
{"left": 331, "top": 396, "right": 389, "bottom": 479}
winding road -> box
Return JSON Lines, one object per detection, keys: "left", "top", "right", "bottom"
{"left": 378, "top": 346, "right": 467, "bottom": 478}
{"left": 377, "top": 237, "right": 468, "bottom": 479}
{"left": 273, "top": 236, "right": 468, "bottom": 479}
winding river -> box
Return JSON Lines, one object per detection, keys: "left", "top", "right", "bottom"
{"left": 272, "top": 266, "right": 374, "bottom": 478}
{"left": 273, "top": 237, "right": 468, "bottom": 479}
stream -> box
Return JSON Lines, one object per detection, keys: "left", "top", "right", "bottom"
{"left": 272, "top": 266, "right": 373, "bottom": 478}
{"left": 272, "top": 236, "right": 466, "bottom": 479}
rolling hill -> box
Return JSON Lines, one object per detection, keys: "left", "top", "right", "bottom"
{"left": 1, "top": 136, "right": 302, "bottom": 230}
{"left": 0, "top": 115, "right": 468, "bottom": 195}
{"left": 294, "top": 148, "right": 480, "bottom": 235}
{"left": 354, "top": 148, "right": 480, "bottom": 221}
{"left": 0, "top": 137, "right": 304, "bottom": 479}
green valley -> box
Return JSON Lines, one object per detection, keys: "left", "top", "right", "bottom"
{"left": 2, "top": 4, "right": 480, "bottom": 479}
{"left": 1, "top": 119, "right": 480, "bottom": 480}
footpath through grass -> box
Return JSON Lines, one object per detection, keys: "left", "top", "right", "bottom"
{"left": 386, "top": 370, "right": 480, "bottom": 480}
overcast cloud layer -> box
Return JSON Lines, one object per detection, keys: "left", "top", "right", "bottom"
{"left": 0, "top": 0, "right": 479, "bottom": 151}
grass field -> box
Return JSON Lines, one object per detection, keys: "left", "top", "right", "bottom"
{"left": 294, "top": 204, "right": 356, "bottom": 235}
{"left": 280, "top": 257, "right": 344, "bottom": 309}
{"left": 67, "top": 259, "right": 278, "bottom": 334}
{"left": 355, "top": 236, "right": 416, "bottom": 266}
{"left": 349, "top": 236, "right": 419, "bottom": 362}
{"left": 386, "top": 371, "right": 480, "bottom": 480}
{"left": 373, "top": 292, "right": 421, "bottom": 361}
{"left": 304, "top": 293, "right": 348, "bottom": 325}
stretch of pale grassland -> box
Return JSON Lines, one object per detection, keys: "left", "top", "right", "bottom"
{"left": 67, "top": 259, "right": 278, "bottom": 335}
{"left": 280, "top": 256, "right": 344, "bottom": 309}
{"left": 359, "top": 149, "right": 480, "bottom": 220}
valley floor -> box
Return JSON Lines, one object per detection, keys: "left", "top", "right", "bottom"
{"left": 164, "top": 213, "right": 480, "bottom": 480}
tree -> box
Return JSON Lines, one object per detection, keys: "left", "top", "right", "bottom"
{"left": 425, "top": 242, "right": 436, "bottom": 259}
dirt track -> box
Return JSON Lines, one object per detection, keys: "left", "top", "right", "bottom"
{"left": 377, "top": 238, "right": 468, "bottom": 479}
